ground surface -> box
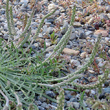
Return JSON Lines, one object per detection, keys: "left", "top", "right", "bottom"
{"left": 0, "top": 0, "right": 110, "bottom": 110}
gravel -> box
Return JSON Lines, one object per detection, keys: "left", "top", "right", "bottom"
{"left": 0, "top": 0, "right": 110, "bottom": 109}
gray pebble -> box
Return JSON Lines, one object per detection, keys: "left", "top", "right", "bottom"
{"left": 85, "top": 31, "right": 93, "bottom": 36}
{"left": 79, "top": 32, "right": 86, "bottom": 39}
{"left": 31, "top": 29, "right": 37, "bottom": 34}
{"left": 35, "top": 100, "right": 42, "bottom": 106}
{"left": 91, "top": 90, "right": 95, "bottom": 95}
{"left": 68, "top": 41, "right": 73, "bottom": 47}
{"left": 65, "top": 90, "right": 70, "bottom": 95}
{"left": 73, "top": 22, "right": 82, "bottom": 27}
{"left": 67, "top": 102, "right": 80, "bottom": 109}
{"left": 45, "top": 22, "right": 51, "bottom": 26}
{"left": 76, "top": 94, "right": 80, "bottom": 101}
{"left": 47, "top": 27, "right": 53, "bottom": 34}
{"left": 73, "top": 102, "right": 80, "bottom": 109}
{"left": 45, "top": 91, "right": 56, "bottom": 98}
{"left": 3, "top": 34, "right": 8, "bottom": 40}
{"left": 51, "top": 102, "right": 57, "bottom": 107}
{"left": 99, "top": 13, "right": 109, "bottom": 20}
{"left": 38, "top": 33, "right": 43, "bottom": 38}
{"left": 20, "top": 0, "right": 28, "bottom": 4}
{"left": 70, "top": 59, "right": 80, "bottom": 67}
{"left": 95, "top": 58, "right": 103, "bottom": 63}
{"left": 48, "top": 104, "right": 56, "bottom": 110}
{"left": 46, "top": 42, "right": 51, "bottom": 47}
{"left": 21, "top": 3, "right": 28, "bottom": 8}
{"left": 69, "top": 33, "right": 76, "bottom": 40}
{"left": 31, "top": 53, "right": 37, "bottom": 57}
{"left": 61, "top": 20, "right": 68, "bottom": 35}
{"left": 70, "top": 97, "right": 77, "bottom": 102}
{"left": 23, "top": 43, "right": 28, "bottom": 48}
{"left": 38, "top": 106, "right": 45, "bottom": 110}
{"left": 88, "top": 27, "right": 95, "bottom": 31}
{"left": 47, "top": 18, "right": 55, "bottom": 24}
{"left": 0, "top": 9, "right": 5, "bottom": 15}
{"left": 54, "top": 10, "right": 60, "bottom": 16}
{"left": 41, "top": 102, "right": 48, "bottom": 108}
{"left": 37, "top": 96, "right": 46, "bottom": 102}
{"left": 0, "top": 17, "right": 4, "bottom": 22}
{"left": 43, "top": 25, "right": 48, "bottom": 33}
{"left": 4, "top": 23, "right": 8, "bottom": 30}
{"left": 66, "top": 45, "right": 71, "bottom": 48}
{"left": 103, "top": 87, "right": 110, "bottom": 94}
{"left": 98, "top": 61, "right": 104, "bottom": 67}
{"left": 65, "top": 94, "right": 72, "bottom": 100}
{"left": 67, "top": 101, "right": 71, "bottom": 107}
{"left": 0, "top": 33, "right": 3, "bottom": 37}
{"left": 45, "top": 53, "right": 52, "bottom": 58}
{"left": 31, "top": 45, "right": 36, "bottom": 49}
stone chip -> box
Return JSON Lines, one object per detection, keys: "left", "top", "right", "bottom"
{"left": 94, "top": 29, "right": 108, "bottom": 37}
{"left": 63, "top": 48, "right": 80, "bottom": 55}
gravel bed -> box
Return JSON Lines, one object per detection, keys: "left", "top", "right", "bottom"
{"left": 0, "top": 0, "right": 110, "bottom": 109}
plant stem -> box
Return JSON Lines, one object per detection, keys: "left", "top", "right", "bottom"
{"left": 25, "top": 8, "right": 58, "bottom": 52}
{"left": 6, "top": 0, "right": 12, "bottom": 41}
{"left": 10, "top": 6, "right": 16, "bottom": 35}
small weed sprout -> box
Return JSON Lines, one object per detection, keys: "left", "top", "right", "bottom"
{"left": 50, "top": 32, "right": 58, "bottom": 44}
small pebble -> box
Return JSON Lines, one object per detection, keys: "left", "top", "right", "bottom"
{"left": 79, "top": 32, "right": 86, "bottom": 39}
{"left": 45, "top": 91, "right": 56, "bottom": 98}
{"left": 70, "top": 59, "right": 80, "bottom": 67}
{"left": 80, "top": 52, "right": 87, "bottom": 58}
{"left": 72, "top": 102, "right": 80, "bottom": 109}
{"left": 61, "top": 20, "right": 68, "bottom": 35}
{"left": 91, "top": 90, "right": 95, "bottom": 95}
{"left": 73, "top": 22, "right": 82, "bottom": 27}
{"left": 38, "top": 106, "right": 45, "bottom": 110}
{"left": 103, "top": 87, "right": 110, "bottom": 94}
{"left": 63, "top": 48, "right": 80, "bottom": 56}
